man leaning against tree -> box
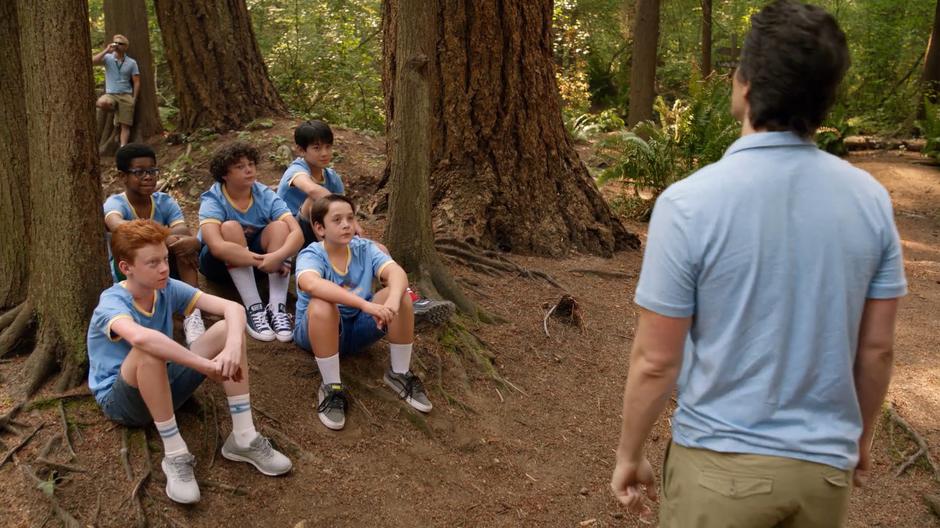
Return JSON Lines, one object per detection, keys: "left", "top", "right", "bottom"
{"left": 610, "top": 1, "right": 907, "bottom": 527}
{"left": 92, "top": 34, "right": 140, "bottom": 147}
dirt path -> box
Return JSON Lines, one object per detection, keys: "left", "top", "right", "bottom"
{"left": 1, "top": 141, "right": 938, "bottom": 527}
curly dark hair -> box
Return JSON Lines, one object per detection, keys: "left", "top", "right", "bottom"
{"left": 737, "top": 0, "right": 849, "bottom": 137}
{"left": 208, "top": 141, "right": 260, "bottom": 182}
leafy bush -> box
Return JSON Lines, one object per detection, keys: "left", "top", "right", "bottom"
{"left": 815, "top": 104, "right": 856, "bottom": 156}
{"left": 566, "top": 109, "right": 626, "bottom": 141}
{"left": 918, "top": 98, "right": 940, "bottom": 162}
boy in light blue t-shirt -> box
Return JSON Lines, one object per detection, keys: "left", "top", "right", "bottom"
{"left": 199, "top": 142, "right": 304, "bottom": 343}
{"left": 88, "top": 220, "right": 291, "bottom": 505}
{"left": 294, "top": 194, "right": 432, "bottom": 430}
{"left": 103, "top": 143, "right": 205, "bottom": 346}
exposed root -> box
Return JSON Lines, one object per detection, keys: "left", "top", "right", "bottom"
{"left": 252, "top": 403, "right": 282, "bottom": 425}
{"left": 926, "top": 494, "right": 940, "bottom": 519}
{"left": 265, "top": 424, "right": 316, "bottom": 463}
{"left": 0, "top": 401, "right": 26, "bottom": 434}
{"left": 567, "top": 268, "right": 635, "bottom": 280}
{"left": 19, "top": 462, "right": 81, "bottom": 528}
{"left": 129, "top": 430, "right": 151, "bottom": 528}
{"left": 19, "top": 326, "right": 58, "bottom": 397}
{"left": 0, "top": 300, "right": 33, "bottom": 358}
{"left": 24, "top": 386, "right": 92, "bottom": 411}
{"left": 436, "top": 239, "right": 562, "bottom": 289}
{"left": 151, "top": 472, "right": 248, "bottom": 496}
{"left": 888, "top": 404, "right": 940, "bottom": 482}
{"left": 0, "top": 422, "right": 44, "bottom": 468}
{"left": 120, "top": 428, "right": 134, "bottom": 481}
{"left": 57, "top": 401, "right": 75, "bottom": 459}
{"left": 209, "top": 393, "right": 219, "bottom": 468}
{"left": 35, "top": 458, "right": 87, "bottom": 474}
{"left": 0, "top": 302, "right": 26, "bottom": 333}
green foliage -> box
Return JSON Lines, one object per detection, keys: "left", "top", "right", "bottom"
{"left": 815, "top": 104, "right": 856, "bottom": 156}
{"left": 917, "top": 98, "right": 940, "bottom": 162}
{"left": 566, "top": 109, "right": 626, "bottom": 141}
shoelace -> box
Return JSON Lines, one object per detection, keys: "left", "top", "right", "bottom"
{"left": 248, "top": 306, "right": 270, "bottom": 330}
{"left": 397, "top": 373, "right": 425, "bottom": 399}
{"left": 318, "top": 388, "right": 348, "bottom": 413}
{"left": 166, "top": 455, "right": 196, "bottom": 482}
{"left": 270, "top": 310, "right": 293, "bottom": 331}
{"left": 249, "top": 436, "right": 274, "bottom": 460}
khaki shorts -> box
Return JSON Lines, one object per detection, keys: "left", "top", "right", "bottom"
{"left": 102, "top": 93, "right": 135, "bottom": 126}
{"left": 659, "top": 442, "right": 852, "bottom": 528}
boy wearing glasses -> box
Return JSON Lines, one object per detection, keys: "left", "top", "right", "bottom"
{"left": 104, "top": 143, "right": 206, "bottom": 345}
{"left": 92, "top": 34, "right": 139, "bottom": 147}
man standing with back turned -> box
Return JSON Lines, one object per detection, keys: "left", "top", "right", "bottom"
{"left": 610, "top": 1, "right": 907, "bottom": 526}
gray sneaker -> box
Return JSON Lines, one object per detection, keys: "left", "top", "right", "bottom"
{"left": 161, "top": 453, "right": 200, "bottom": 504}
{"left": 384, "top": 370, "right": 433, "bottom": 413}
{"left": 317, "top": 383, "right": 348, "bottom": 430}
{"left": 221, "top": 433, "right": 292, "bottom": 476}
{"left": 413, "top": 298, "right": 455, "bottom": 326}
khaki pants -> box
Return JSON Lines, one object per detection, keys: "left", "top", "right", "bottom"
{"left": 102, "top": 92, "right": 135, "bottom": 126}
{"left": 659, "top": 442, "right": 852, "bottom": 528}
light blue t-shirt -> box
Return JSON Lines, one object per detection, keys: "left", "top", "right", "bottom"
{"left": 276, "top": 159, "right": 345, "bottom": 216}
{"left": 103, "top": 192, "right": 186, "bottom": 281}
{"left": 295, "top": 238, "right": 393, "bottom": 319}
{"left": 198, "top": 181, "right": 292, "bottom": 241}
{"left": 86, "top": 279, "right": 201, "bottom": 403}
{"left": 635, "top": 131, "right": 907, "bottom": 471}
{"left": 102, "top": 53, "right": 139, "bottom": 94}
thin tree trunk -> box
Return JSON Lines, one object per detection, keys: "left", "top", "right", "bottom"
{"left": 924, "top": 0, "right": 940, "bottom": 104}
{"left": 701, "top": 0, "right": 712, "bottom": 77}
{"left": 104, "top": 0, "right": 163, "bottom": 141}
{"left": 627, "top": 0, "right": 660, "bottom": 126}
{"left": 0, "top": 0, "right": 29, "bottom": 309}
{"left": 383, "top": 0, "right": 637, "bottom": 258}
{"left": 153, "top": 0, "right": 287, "bottom": 132}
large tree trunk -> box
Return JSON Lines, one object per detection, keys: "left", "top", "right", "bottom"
{"left": 0, "top": 0, "right": 111, "bottom": 395}
{"left": 924, "top": 0, "right": 940, "bottom": 104}
{"left": 104, "top": 0, "right": 163, "bottom": 141}
{"left": 382, "top": 0, "right": 637, "bottom": 258}
{"left": 701, "top": 0, "right": 712, "bottom": 77}
{"left": 627, "top": 0, "right": 660, "bottom": 126}
{"left": 153, "top": 0, "right": 287, "bottom": 132}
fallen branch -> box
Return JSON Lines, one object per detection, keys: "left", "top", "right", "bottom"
{"left": 57, "top": 401, "right": 75, "bottom": 459}
{"left": 567, "top": 268, "right": 634, "bottom": 280}
{"left": 19, "top": 461, "right": 81, "bottom": 528}
{"left": 542, "top": 303, "right": 558, "bottom": 338}
{"left": 0, "top": 422, "right": 44, "bottom": 468}
{"left": 120, "top": 428, "right": 134, "bottom": 481}
{"left": 888, "top": 404, "right": 940, "bottom": 482}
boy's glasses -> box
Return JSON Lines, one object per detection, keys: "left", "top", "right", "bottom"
{"left": 126, "top": 168, "right": 160, "bottom": 177}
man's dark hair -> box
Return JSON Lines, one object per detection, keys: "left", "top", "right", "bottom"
{"left": 294, "top": 119, "right": 334, "bottom": 149}
{"left": 115, "top": 143, "right": 156, "bottom": 172}
{"left": 737, "top": 0, "right": 849, "bottom": 137}
{"left": 309, "top": 194, "right": 356, "bottom": 228}
{"left": 209, "top": 142, "right": 260, "bottom": 182}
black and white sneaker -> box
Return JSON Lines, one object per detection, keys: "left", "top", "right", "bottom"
{"left": 317, "top": 383, "right": 348, "bottom": 430}
{"left": 267, "top": 304, "right": 294, "bottom": 343}
{"left": 246, "top": 303, "right": 275, "bottom": 342}
{"left": 413, "top": 298, "right": 455, "bottom": 326}
{"left": 384, "top": 370, "right": 433, "bottom": 413}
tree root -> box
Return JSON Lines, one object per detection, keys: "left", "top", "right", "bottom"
{"left": 439, "top": 318, "right": 526, "bottom": 397}
{"left": 436, "top": 239, "right": 562, "bottom": 289}
{"left": 888, "top": 404, "right": 940, "bottom": 482}
{"left": 0, "top": 422, "right": 43, "bottom": 468}
{"left": 150, "top": 472, "right": 248, "bottom": 496}
{"left": 0, "top": 401, "right": 26, "bottom": 434}
{"left": 567, "top": 268, "right": 635, "bottom": 280}
{"left": 0, "top": 302, "right": 26, "bottom": 333}
{"left": 57, "top": 401, "right": 75, "bottom": 459}
{"left": 120, "top": 428, "right": 134, "bottom": 481}
{"left": 129, "top": 431, "right": 151, "bottom": 528}
{"left": 0, "top": 300, "right": 33, "bottom": 358}
{"left": 265, "top": 424, "right": 316, "bottom": 463}
{"left": 19, "top": 461, "right": 80, "bottom": 528}
{"left": 19, "top": 325, "right": 58, "bottom": 397}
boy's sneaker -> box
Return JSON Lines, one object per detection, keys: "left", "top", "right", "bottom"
{"left": 246, "top": 303, "right": 275, "bottom": 341}
{"left": 413, "top": 298, "right": 455, "bottom": 326}
{"left": 267, "top": 304, "right": 294, "bottom": 343}
{"left": 221, "top": 433, "right": 292, "bottom": 476}
{"left": 183, "top": 312, "right": 206, "bottom": 346}
{"left": 384, "top": 370, "right": 433, "bottom": 413}
{"left": 317, "top": 383, "right": 348, "bottom": 430}
{"left": 161, "top": 452, "right": 200, "bottom": 504}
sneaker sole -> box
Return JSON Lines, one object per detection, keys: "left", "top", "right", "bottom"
{"left": 274, "top": 331, "right": 293, "bottom": 343}
{"left": 317, "top": 411, "right": 345, "bottom": 430}
{"left": 383, "top": 376, "right": 433, "bottom": 413}
{"left": 161, "top": 461, "right": 200, "bottom": 504}
{"left": 246, "top": 327, "right": 276, "bottom": 342}
{"left": 414, "top": 302, "right": 455, "bottom": 326}
{"left": 221, "top": 446, "right": 292, "bottom": 476}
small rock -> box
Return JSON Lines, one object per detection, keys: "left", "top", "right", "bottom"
{"left": 611, "top": 512, "right": 624, "bottom": 519}
{"left": 579, "top": 487, "right": 589, "bottom": 496}
{"left": 294, "top": 522, "right": 308, "bottom": 528}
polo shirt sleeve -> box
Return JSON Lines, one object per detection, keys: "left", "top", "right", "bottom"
{"left": 90, "top": 292, "right": 132, "bottom": 343}
{"left": 129, "top": 59, "right": 140, "bottom": 76}
{"left": 296, "top": 246, "right": 328, "bottom": 282}
{"left": 283, "top": 164, "right": 307, "bottom": 187}
{"left": 367, "top": 241, "right": 393, "bottom": 278}
{"left": 634, "top": 194, "right": 697, "bottom": 318}
{"left": 103, "top": 194, "right": 126, "bottom": 221}
{"left": 168, "top": 279, "right": 202, "bottom": 317}
{"left": 867, "top": 193, "right": 908, "bottom": 299}
{"left": 327, "top": 169, "right": 345, "bottom": 195}
{"left": 264, "top": 188, "right": 292, "bottom": 222}
{"left": 161, "top": 194, "right": 185, "bottom": 227}
{"left": 198, "top": 191, "right": 225, "bottom": 227}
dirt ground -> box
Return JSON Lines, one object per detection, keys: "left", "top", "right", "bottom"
{"left": 1, "top": 124, "right": 938, "bottom": 527}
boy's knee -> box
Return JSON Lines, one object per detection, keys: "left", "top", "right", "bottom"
{"left": 131, "top": 349, "right": 166, "bottom": 371}
{"left": 220, "top": 221, "right": 247, "bottom": 243}
{"left": 308, "top": 298, "right": 338, "bottom": 320}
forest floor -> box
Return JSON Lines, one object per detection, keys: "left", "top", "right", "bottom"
{"left": 1, "top": 120, "right": 938, "bottom": 527}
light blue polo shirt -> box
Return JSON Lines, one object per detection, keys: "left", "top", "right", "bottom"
{"left": 294, "top": 238, "right": 393, "bottom": 319}
{"left": 276, "top": 159, "right": 345, "bottom": 216}
{"left": 198, "top": 181, "right": 292, "bottom": 241}
{"left": 635, "top": 131, "right": 907, "bottom": 470}
{"left": 102, "top": 53, "right": 139, "bottom": 94}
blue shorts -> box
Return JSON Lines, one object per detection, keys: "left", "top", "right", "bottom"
{"left": 198, "top": 231, "right": 265, "bottom": 283}
{"left": 98, "top": 364, "right": 205, "bottom": 427}
{"left": 293, "top": 308, "right": 387, "bottom": 356}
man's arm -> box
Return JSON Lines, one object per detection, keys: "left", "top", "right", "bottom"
{"left": 92, "top": 45, "right": 112, "bottom": 65}
{"left": 110, "top": 317, "right": 216, "bottom": 374}
{"left": 853, "top": 298, "right": 899, "bottom": 485}
{"left": 131, "top": 74, "right": 140, "bottom": 100}
{"left": 611, "top": 309, "right": 691, "bottom": 511}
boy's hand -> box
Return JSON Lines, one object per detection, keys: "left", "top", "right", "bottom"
{"left": 198, "top": 358, "right": 226, "bottom": 383}
{"left": 362, "top": 302, "right": 394, "bottom": 329}
{"left": 383, "top": 297, "right": 401, "bottom": 317}
{"left": 215, "top": 347, "right": 243, "bottom": 382}
{"left": 257, "top": 253, "right": 285, "bottom": 274}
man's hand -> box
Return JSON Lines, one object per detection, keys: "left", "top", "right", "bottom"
{"left": 854, "top": 438, "right": 872, "bottom": 487}
{"left": 362, "top": 301, "right": 394, "bottom": 329}
{"left": 611, "top": 455, "right": 658, "bottom": 514}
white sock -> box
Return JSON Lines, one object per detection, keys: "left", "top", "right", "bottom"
{"left": 315, "top": 354, "right": 341, "bottom": 385}
{"left": 226, "top": 394, "right": 258, "bottom": 448}
{"left": 389, "top": 343, "right": 413, "bottom": 374}
{"left": 268, "top": 272, "right": 289, "bottom": 311}
{"left": 154, "top": 416, "right": 188, "bottom": 457}
{"left": 228, "top": 267, "right": 262, "bottom": 308}
{"left": 186, "top": 308, "right": 202, "bottom": 320}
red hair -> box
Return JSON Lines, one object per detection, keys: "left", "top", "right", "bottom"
{"left": 111, "top": 219, "right": 170, "bottom": 265}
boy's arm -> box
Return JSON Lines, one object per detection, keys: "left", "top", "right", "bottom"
{"left": 378, "top": 261, "right": 408, "bottom": 313}
{"left": 200, "top": 222, "right": 263, "bottom": 268}
{"left": 298, "top": 272, "right": 393, "bottom": 325}
{"left": 290, "top": 172, "right": 332, "bottom": 201}
{"left": 110, "top": 317, "right": 218, "bottom": 376}
{"left": 266, "top": 214, "right": 304, "bottom": 261}
{"left": 194, "top": 292, "right": 247, "bottom": 380}
{"left": 104, "top": 212, "right": 127, "bottom": 232}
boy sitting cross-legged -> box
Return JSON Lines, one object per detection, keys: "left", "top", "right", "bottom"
{"left": 199, "top": 142, "right": 304, "bottom": 342}
{"left": 104, "top": 143, "right": 206, "bottom": 345}
{"left": 294, "top": 195, "right": 432, "bottom": 430}
{"left": 88, "top": 220, "right": 292, "bottom": 505}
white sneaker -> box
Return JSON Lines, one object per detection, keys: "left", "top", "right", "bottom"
{"left": 184, "top": 312, "right": 206, "bottom": 346}
{"left": 161, "top": 453, "right": 200, "bottom": 504}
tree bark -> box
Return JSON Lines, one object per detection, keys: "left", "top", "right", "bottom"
{"left": 701, "top": 0, "right": 712, "bottom": 77}
{"left": 924, "top": 0, "right": 940, "bottom": 103}
{"left": 627, "top": 0, "right": 660, "bottom": 126}
{"left": 382, "top": 0, "right": 636, "bottom": 258}
{"left": 0, "top": 0, "right": 29, "bottom": 309}
{"left": 104, "top": 0, "right": 163, "bottom": 141}
{"left": 4, "top": 0, "right": 112, "bottom": 395}
{"left": 153, "top": 0, "right": 287, "bottom": 132}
